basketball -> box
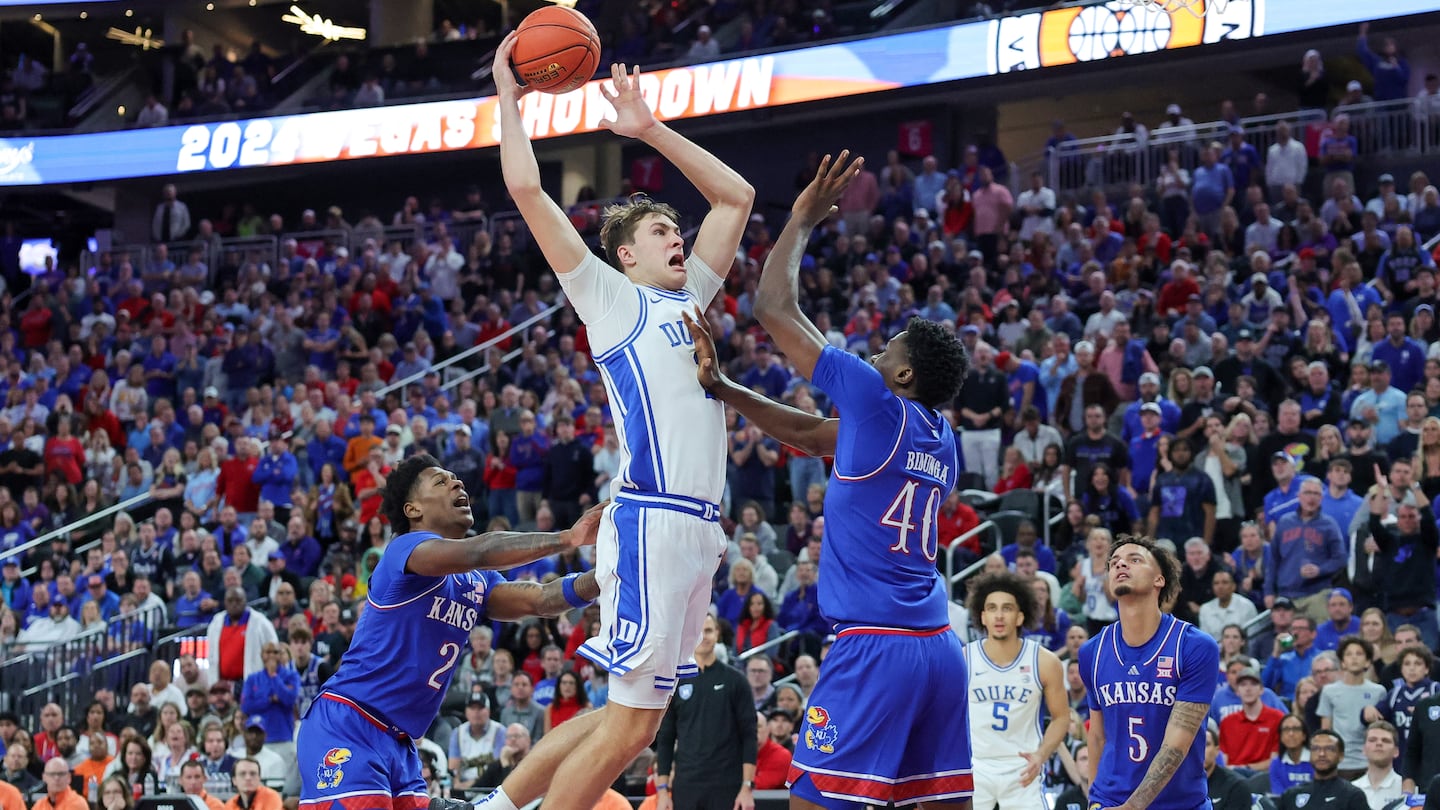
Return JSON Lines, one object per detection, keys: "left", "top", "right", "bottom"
{"left": 512, "top": 7, "right": 601, "bottom": 94}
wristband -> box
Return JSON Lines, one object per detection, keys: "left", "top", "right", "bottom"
{"left": 561, "top": 574, "right": 589, "bottom": 609}
{"left": 655, "top": 784, "right": 669, "bottom": 793}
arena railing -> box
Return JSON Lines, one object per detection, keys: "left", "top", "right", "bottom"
{"left": 1333, "top": 97, "right": 1440, "bottom": 159}
{"left": 2, "top": 492, "right": 151, "bottom": 576}
{"left": 943, "top": 521, "right": 1001, "bottom": 591}
{"left": 3, "top": 606, "right": 158, "bottom": 727}
{"left": 736, "top": 630, "right": 802, "bottom": 662}
{"left": 1047, "top": 108, "right": 1329, "bottom": 197}
{"left": 374, "top": 302, "right": 565, "bottom": 402}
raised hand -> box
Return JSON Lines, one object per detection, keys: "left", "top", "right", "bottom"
{"left": 793, "top": 151, "right": 865, "bottom": 225}
{"left": 492, "top": 32, "right": 532, "bottom": 100}
{"left": 682, "top": 306, "right": 723, "bottom": 391}
{"left": 599, "top": 63, "right": 657, "bottom": 139}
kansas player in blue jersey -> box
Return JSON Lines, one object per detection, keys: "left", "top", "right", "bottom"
{"left": 683, "top": 152, "right": 973, "bottom": 810}
{"left": 1079, "top": 535, "right": 1220, "bottom": 810}
{"left": 296, "top": 454, "right": 605, "bottom": 810}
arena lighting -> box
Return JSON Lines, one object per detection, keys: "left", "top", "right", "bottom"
{"left": 0, "top": 0, "right": 1434, "bottom": 186}
{"left": 105, "top": 25, "right": 163, "bottom": 49}
{"left": 281, "top": 4, "right": 366, "bottom": 42}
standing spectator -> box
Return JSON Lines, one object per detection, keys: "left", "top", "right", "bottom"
{"left": 1095, "top": 319, "right": 1156, "bottom": 403}
{"left": 957, "top": 343, "right": 1007, "bottom": 488}
{"left": 278, "top": 517, "right": 321, "bottom": 580}
{"left": 1221, "top": 126, "right": 1261, "bottom": 193}
{"left": 206, "top": 587, "right": 279, "bottom": 685}
{"left": 1268, "top": 478, "right": 1348, "bottom": 621}
{"left": 135, "top": 96, "right": 168, "bottom": 128}
{"left": 1370, "top": 313, "right": 1426, "bottom": 395}
{"left": 970, "top": 166, "right": 1012, "bottom": 265}
{"left": 729, "top": 423, "right": 779, "bottom": 522}
{"left": 152, "top": 184, "right": 191, "bottom": 243}
{"left": 685, "top": 25, "right": 719, "bottom": 62}
{"left": 1320, "top": 116, "right": 1359, "bottom": 197}
{"left": 1299, "top": 49, "right": 1330, "bottom": 110}
{"left": 239, "top": 643, "right": 298, "bottom": 763}
{"left": 1350, "top": 361, "right": 1406, "bottom": 449}
{"left": 251, "top": 433, "right": 297, "bottom": 525}
{"left": 1318, "top": 638, "right": 1387, "bottom": 779}
{"left": 1267, "top": 122, "right": 1310, "bottom": 201}
{"left": 217, "top": 438, "right": 261, "bottom": 522}
{"left": 508, "top": 412, "right": 549, "bottom": 525}
{"left": 1355, "top": 23, "right": 1411, "bottom": 102}
{"left": 1015, "top": 171, "right": 1056, "bottom": 243}
{"left": 1368, "top": 485, "right": 1439, "bottom": 650}
{"left": 1149, "top": 439, "right": 1215, "bottom": 548}
{"left": 1191, "top": 144, "right": 1234, "bottom": 237}
{"left": 653, "top": 615, "right": 756, "bottom": 810}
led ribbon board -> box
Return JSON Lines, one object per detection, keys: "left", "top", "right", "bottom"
{"left": 0, "top": 0, "right": 1433, "bottom": 186}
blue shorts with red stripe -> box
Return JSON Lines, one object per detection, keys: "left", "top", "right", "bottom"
{"left": 789, "top": 625, "right": 974, "bottom": 810}
{"left": 297, "top": 692, "right": 428, "bottom": 810}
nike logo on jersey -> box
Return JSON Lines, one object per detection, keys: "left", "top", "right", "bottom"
{"left": 649, "top": 296, "right": 665, "bottom": 304}
{"left": 1324, "top": 798, "right": 1336, "bottom": 803}
{"left": 714, "top": 684, "right": 725, "bottom": 690}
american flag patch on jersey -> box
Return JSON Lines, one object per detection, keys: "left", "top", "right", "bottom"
{"left": 1156, "top": 656, "right": 1174, "bottom": 679}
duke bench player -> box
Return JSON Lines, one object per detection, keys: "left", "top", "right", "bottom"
{"left": 1080, "top": 535, "right": 1220, "bottom": 810}
{"left": 963, "top": 571, "right": 1071, "bottom": 810}
{"left": 296, "top": 455, "right": 604, "bottom": 810}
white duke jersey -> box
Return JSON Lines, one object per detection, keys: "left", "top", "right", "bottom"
{"left": 557, "top": 252, "right": 726, "bottom": 503}
{"left": 964, "top": 637, "right": 1045, "bottom": 760}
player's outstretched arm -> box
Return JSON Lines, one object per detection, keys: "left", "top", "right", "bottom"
{"left": 1113, "top": 700, "right": 1209, "bottom": 810}
{"left": 494, "top": 33, "right": 591, "bottom": 276}
{"left": 754, "top": 152, "right": 864, "bottom": 380}
{"left": 486, "top": 572, "right": 600, "bottom": 621}
{"left": 407, "top": 502, "right": 607, "bottom": 576}
{"left": 600, "top": 63, "right": 754, "bottom": 276}
{"left": 683, "top": 308, "right": 837, "bottom": 457}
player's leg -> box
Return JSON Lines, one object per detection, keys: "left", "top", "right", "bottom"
{"left": 897, "top": 632, "right": 975, "bottom": 809}
{"left": 478, "top": 706, "right": 608, "bottom": 805}
{"left": 530, "top": 703, "right": 665, "bottom": 810}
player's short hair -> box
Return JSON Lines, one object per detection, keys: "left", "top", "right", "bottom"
{"left": 904, "top": 317, "right": 969, "bottom": 408}
{"left": 600, "top": 195, "right": 683, "bottom": 269}
{"left": 1108, "top": 534, "right": 1181, "bottom": 610}
{"left": 1311, "top": 728, "right": 1345, "bottom": 754}
{"left": 381, "top": 454, "right": 444, "bottom": 533}
{"left": 966, "top": 570, "right": 1039, "bottom": 631}
{"left": 1336, "top": 635, "right": 1375, "bottom": 663}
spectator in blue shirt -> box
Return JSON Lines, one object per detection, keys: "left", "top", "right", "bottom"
{"left": 142, "top": 336, "right": 177, "bottom": 401}
{"left": 1321, "top": 459, "right": 1364, "bottom": 537}
{"left": 1313, "top": 588, "right": 1361, "bottom": 652}
{"left": 1221, "top": 126, "right": 1261, "bottom": 191}
{"left": 251, "top": 433, "right": 298, "bottom": 523}
{"left": 1122, "top": 373, "right": 1181, "bottom": 442}
{"left": 1262, "top": 614, "right": 1320, "bottom": 701}
{"left": 279, "top": 516, "right": 322, "bottom": 579}
{"left": 740, "top": 344, "right": 790, "bottom": 400}
{"left": 306, "top": 419, "right": 348, "bottom": 484}
{"left": 1370, "top": 313, "right": 1427, "bottom": 395}
{"left": 778, "top": 560, "right": 828, "bottom": 646}
{"left": 509, "top": 411, "right": 550, "bottom": 525}
{"left": 0, "top": 559, "right": 32, "bottom": 611}
{"left": 1265, "top": 478, "right": 1348, "bottom": 612}
{"left": 240, "top": 641, "right": 300, "bottom": 748}
{"left": 1350, "top": 360, "right": 1408, "bottom": 447}
{"left": 1356, "top": 23, "right": 1411, "bottom": 102}
{"left": 172, "top": 570, "right": 217, "bottom": 629}
{"left": 79, "top": 573, "right": 121, "bottom": 620}
{"left": 1264, "top": 459, "right": 1306, "bottom": 530}
{"left": 997, "top": 351, "right": 1043, "bottom": 422}
{"left": 1191, "top": 145, "right": 1235, "bottom": 235}
{"left": 303, "top": 311, "right": 340, "bottom": 373}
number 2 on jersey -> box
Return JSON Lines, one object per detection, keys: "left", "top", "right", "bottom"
{"left": 882, "top": 481, "right": 943, "bottom": 561}
{"left": 427, "top": 642, "right": 461, "bottom": 689}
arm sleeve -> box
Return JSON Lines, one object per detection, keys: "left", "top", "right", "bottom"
{"left": 1317, "top": 686, "right": 1334, "bottom": 718}
{"left": 654, "top": 701, "right": 679, "bottom": 776}
{"left": 810, "top": 346, "right": 904, "bottom": 478}
{"left": 735, "top": 672, "right": 758, "bottom": 766}
{"left": 1318, "top": 519, "right": 1349, "bottom": 576}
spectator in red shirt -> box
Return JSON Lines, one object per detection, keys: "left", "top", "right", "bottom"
{"left": 1217, "top": 667, "right": 1284, "bottom": 770}
{"left": 19, "top": 296, "right": 52, "bottom": 349}
{"left": 351, "top": 446, "right": 389, "bottom": 525}
{"left": 216, "top": 437, "right": 261, "bottom": 519}
{"left": 938, "top": 491, "right": 981, "bottom": 554}
{"left": 1157, "top": 260, "right": 1202, "bottom": 316}
{"left": 754, "top": 710, "right": 792, "bottom": 788}
{"left": 993, "top": 447, "right": 1035, "bottom": 495}
{"left": 43, "top": 415, "right": 85, "bottom": 486}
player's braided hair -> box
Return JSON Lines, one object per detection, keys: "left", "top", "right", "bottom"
{"left": 381, "top": 454, "right": 444, "bottom": 534}
{"left": 904, "top": 317, "right": 969, "bottom": 409}
{"left": 600, "top": 194, "right": 683, "bottom": 269}
{"left": 965, "top": 570, "right": 1039, "bottom": 633}
{"left": 1108, "top": 534, "right": 1182, "bottom": 611}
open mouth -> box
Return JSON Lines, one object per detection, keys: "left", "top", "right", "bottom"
{"left": 669, "top": 254, "right": 685, "bottom": 269}
{"left": 453, "top": 493, "right": 471, "bottom": 509}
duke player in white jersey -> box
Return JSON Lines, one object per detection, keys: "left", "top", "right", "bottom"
{"left": 962, "top": 571, "right": 1070, "bottom": 810}
{"left": 487, "top": 40, "right": 754, "bottom": 810}
{"left": 1079, "top": 536, "right": 1219, "bottom": 810}
{"left": 684, "top": 154, "right": 973, "bottom": 810}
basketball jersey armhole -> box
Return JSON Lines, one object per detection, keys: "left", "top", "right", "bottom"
{"left": 833, "top": 397, "right": 905, "bottom": 481}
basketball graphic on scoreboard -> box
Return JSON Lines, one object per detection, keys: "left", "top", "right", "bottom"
{"left": 987, "top": 0, "right": 1264, "bottom": 74}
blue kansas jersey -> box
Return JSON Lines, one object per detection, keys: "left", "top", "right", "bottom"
{"left": 321, "top": 531, "right": 505, "bottom": 739}
{"left": 1079, "top": 613, "right": 1220, "bottom": 810}
{"left": 810, "top": 345, "right": 958, "bottom": 630}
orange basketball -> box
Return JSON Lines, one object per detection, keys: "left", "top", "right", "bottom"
{"left": 512, "top": 6, "right": 601, "bottom": 94}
